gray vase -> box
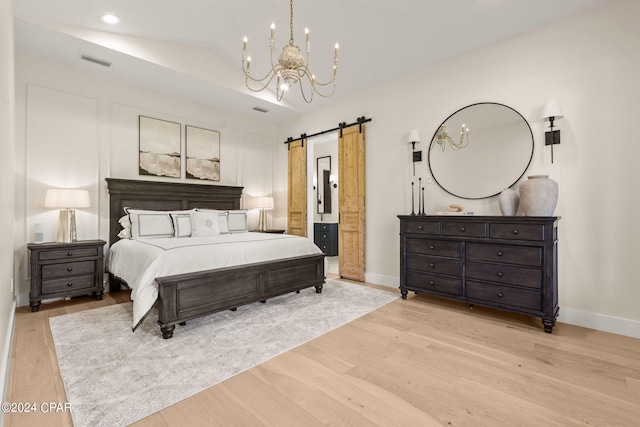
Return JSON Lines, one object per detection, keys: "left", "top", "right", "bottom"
{"left": 519, "top": 175, "right": 558, "bottom": 216}
{"left": 498, "top": 188, "right": 519, "bottom": 216}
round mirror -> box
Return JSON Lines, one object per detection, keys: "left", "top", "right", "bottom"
{"left": 428, "top": 102, "right": 533, "bottom": 199}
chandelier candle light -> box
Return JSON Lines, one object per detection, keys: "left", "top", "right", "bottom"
{"left": 434, "top": 124, "right": 470, "bottom": 151}
{"left": 242, "top": 0, "right": 339, "bottom": 103}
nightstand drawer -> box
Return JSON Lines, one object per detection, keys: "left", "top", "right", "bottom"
{"left": 39, "top": 247, "right": 99, "bottom": 261}
{"left": 42, "top": 275, "right": 96, "bottom": 294}
{"left": 42, "top": 261, "right": 96, "bottom": 279}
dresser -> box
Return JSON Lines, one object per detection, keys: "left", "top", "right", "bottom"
{"left": 398, "top": 216, "right": 559, "bottom": 332}
{"left": 28, "top": 240, "right": 106, "bottom": 312}
{"left": 314, "top": 223, "right": 338, "bottom": 256}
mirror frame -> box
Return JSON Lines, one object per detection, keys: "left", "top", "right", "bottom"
{"left": 316, "top": 156, "right": 332, "bottom": 214}
{"left": 427, "top": 102, "right": 534, "bottom": 199}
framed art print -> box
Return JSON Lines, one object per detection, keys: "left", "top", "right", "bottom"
{"left": 139, "top": 116, "right": 181, "bottom": 178}
{"left": 186, "top": 125, "right": 220, "bottom": 181}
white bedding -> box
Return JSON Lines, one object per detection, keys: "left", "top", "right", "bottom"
{"left": 106, "top": 232, "right": 325, "bottom": 330}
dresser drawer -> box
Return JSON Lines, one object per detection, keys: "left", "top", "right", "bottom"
{"left": 489, "top": 223, "right": 545, "bottom": 241}
{"left": 38, "top": 247, "right": 99, "bottom": 261}
{"left": 466, "top": 281, "right": 541, "bottom": 312}
{"left": 406, "top": 271, "right": 463, "bottom": 296}
{"left": 41, "top": 261, "right": 96, "bottom": 279}
{"left": 442, "top": 221, "right": 486, "bottom": 238}
{"left": 466, "top": 261, "right": 541, "bottom": 289}
{"left": 42, "top": 275, "right": 96, "bottom": 294}
{"left": 406, "top": 238, "right": 461, "bottom": 258}
{"left": 466, "top": 243, "right": 542, "bottom": 267}
{"left": 407, "top": 255, "right": 461, "bottom": 276}
{"left": 403, "top": 220, "right": 440, "bottom": 235}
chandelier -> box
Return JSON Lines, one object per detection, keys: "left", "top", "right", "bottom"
{"left": 433, "top": 124, "right": 470, "bottom": 151}
{"left": 241, "top": 0, "right": 339, "bottom": 103}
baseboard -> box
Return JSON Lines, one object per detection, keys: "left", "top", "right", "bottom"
{"left": 558, "top": 307, "right": 640, "bottom": 339}
{"left": 364, "top": 272, "right": 398, "bottom": 289}
{"left": 1, "top": 298, "right": 17, "bottom": 412}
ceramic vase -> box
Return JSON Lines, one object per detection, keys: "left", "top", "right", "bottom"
{"left": 498, "top": 188, "right": 519, "bottom": 216}
{"left": 519, "top": 175, "right": 558, "bottom": 216}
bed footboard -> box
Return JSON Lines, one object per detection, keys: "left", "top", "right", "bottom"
{"left": 155, "top": 253, "right": 325, "bottom": 339}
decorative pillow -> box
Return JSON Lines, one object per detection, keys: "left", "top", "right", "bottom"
{"left": 191, "top": 210, "right": 221, "bottom": 237}
{"left": 196, "top": 209, "right": 229, "bottom": 234}
{"left": 125, "top": 209, "right": 175, "bottom": 239}
{"left": 117, "top": 215, "right": 132, "bottom": 239}
{"left": 227, "top": 210, "right": 248, "bottom": 233}
{"left": 117, "top": 228, "right": 131, "bottom": 239}
{"left": 171, "top": 213, "right": 193, "bottom": 238}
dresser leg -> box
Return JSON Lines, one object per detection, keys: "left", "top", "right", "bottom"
{"left": 30, "top": 301, "right": 41, "bottom": 312}
{"left": 160, "top": 324, "right": 175, "bottom": 339}
{"left": 94, "top": 291, "right": 103, "bottom": 301}
{"left": 542, "top": 319, "right": 555, "bottom": 333}
{"left": 400, "top": 288, "right": 408, "bottom": 300}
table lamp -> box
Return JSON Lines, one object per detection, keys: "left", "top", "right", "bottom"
{"left": 252, "top": 196, "right": 274, "bottom": 231}
{"left": 44, "top": 188, "right": 91, "bottom": 243}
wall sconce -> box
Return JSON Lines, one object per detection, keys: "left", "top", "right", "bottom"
{"left": 329, "top": 174, "right": 338, "bottom": 189}
{"left": 250, "top": 196, "right": 274, "bottom": 231}
{"left": 542, "top": 100, "right": 564, "bottom": 163}
{"left": 407, "top": 129, "right": 421, "bottom": 176}
{"left": 44, "top": 188, "right": 91, "bottom": 243}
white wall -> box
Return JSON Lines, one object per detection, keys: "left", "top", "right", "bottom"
{"left": 274, "top": 0, "right": 640, "bottom": 337}
{"left": 0, "top": 0, "right": 16, "bottom": 410}
{"left": 14, "top": 54, "right": 277, "bottom": 304}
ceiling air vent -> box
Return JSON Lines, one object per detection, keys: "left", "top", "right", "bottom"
{"left": 80, "top": 52, "right": 112, "bottom": 68}
{"left": 252, "top": 107, "right": 268, "bottom": 113}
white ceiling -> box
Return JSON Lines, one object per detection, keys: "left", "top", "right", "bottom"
{"left": 13, "top": 0, "right": 613, "bottom": 123}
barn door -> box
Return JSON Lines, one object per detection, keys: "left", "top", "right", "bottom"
{"left": 338, "top": 125, "right": 365, "bottom": 281}
{"left": 287, "top": 139, "right": 307, "bottom": 236}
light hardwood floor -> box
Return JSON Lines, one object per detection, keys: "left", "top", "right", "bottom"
{"left": 5, "top": 277, "right": 640, "bottom": 426}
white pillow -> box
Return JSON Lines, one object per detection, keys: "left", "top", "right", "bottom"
{"left": 191, "top": 210, "right": 221, "bottom": 237}
{"left": 125, "top": 209, "right": 174, "bottom": 239}
{"left": 117, "top": 215, "right": 132, "bottom": 239}
{"left": 171, "top": 213, "right": 193, "bottom": 238}
{"left": 196, "top": 209, "right": 229, "bottom": 234}
{"left": 227, "top": 210, "right": 248, "bottom": 233}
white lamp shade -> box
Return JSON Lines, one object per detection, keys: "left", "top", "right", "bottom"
{"left": 44, "top": 188, "right": 91, "bottom": 208}
{"left": 251, "top": 196, "right": 274, "bottom": 210}
{"left": 407, "top": 129, "right": 421, "bottom": 144}
{"left": 542, "top": 100, "right": 564, "bottom": 121}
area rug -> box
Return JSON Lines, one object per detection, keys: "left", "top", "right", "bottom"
{"left": 49, "top": 279, "right": 398, "bottom": 426}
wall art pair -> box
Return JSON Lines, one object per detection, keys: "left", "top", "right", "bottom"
{"left": 138, "top": 115, "right": 220, "bottom": 181}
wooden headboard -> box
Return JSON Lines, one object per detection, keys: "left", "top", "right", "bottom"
{"left": 106, "top": 178, "right": 244, "bottom": 247}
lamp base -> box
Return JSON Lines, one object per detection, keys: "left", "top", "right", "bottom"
{"left": 57, "top": 209, "right": 77, "bottom": 243}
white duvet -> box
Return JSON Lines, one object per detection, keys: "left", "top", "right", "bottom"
{"left": 106, "top": 233, "right": 325, "bottom": 330}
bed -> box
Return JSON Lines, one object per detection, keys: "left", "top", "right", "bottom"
{"left": 106, "top": 178, "right": 325, "bottom": 339}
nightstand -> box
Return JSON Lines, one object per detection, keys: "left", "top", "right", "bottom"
{"left": 28, "top": 240, "right": 106, "bottom": 312}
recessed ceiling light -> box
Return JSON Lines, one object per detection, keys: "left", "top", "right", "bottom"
{"left": 100, "top": 14, "right": 120, "bottom": 24}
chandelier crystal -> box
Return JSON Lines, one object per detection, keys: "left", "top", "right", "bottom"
{"left": 241, "top": 0, "right": 338, "bottom": 103}
{"left": 434, "top": 124, "right": 470, "bottom": 151}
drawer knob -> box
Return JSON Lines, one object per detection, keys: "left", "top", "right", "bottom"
{"left": 429, "top": 263, "right": 435, "bottom": 268}
{"left": 497, "top": 272, "right": 504, "bottom": 277}
{"left": 67, "top": 282, "right": 73, "bottom": 287}
{"left": 67, "top": 267, "right": 73, "bottom": 271}
{"left": 67, "top": 252, "right": 73, "bottom": 256}
{"left": 497, "top": 251, "right": 504, "bottom": 256}
{"left": 497, "top": 292, "right": 504, "bottom": 298}
{"left": 460, "top": 227, "right": 466, "bottom": 232}
{"left": 512, "top": 229, "right": 519, "bottom": 235}
{"left": 418, "top": 226, "right": 424, "bottom": 230}
{"left": 429, "top": 245, "right": 435, "bottom": 250}
{"left": 429, "top": 281, "right": 435, "bottom": 286}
